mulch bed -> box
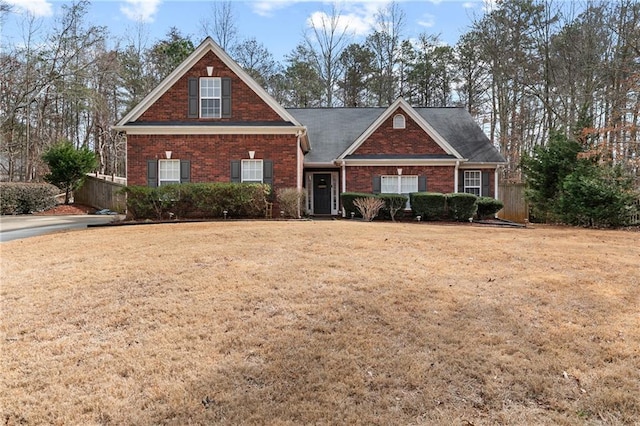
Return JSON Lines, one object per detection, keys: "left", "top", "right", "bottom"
{"left": 33, "top": 204, "right": 97, "bottom": 215}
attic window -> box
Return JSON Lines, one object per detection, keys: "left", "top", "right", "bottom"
{"left": 200, "top": 77, "right": 221, "bottom": 118}
{"left": 393, "top": 114, "right": 406, "bottom": 129}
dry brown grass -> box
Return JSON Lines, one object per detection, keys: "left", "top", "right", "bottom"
{"left": 1, "top": 221, "right": 639, "bottom": 425}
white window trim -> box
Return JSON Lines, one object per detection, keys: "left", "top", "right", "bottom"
{"left": 241, "top": 159, "right": 263, "bottom": 183}
{"left": 393, "top": 114, "right": 406, "bottom": 129}
{"left": 200, "top": 77, "right": 221, "bottom": 119}
{"left": 464, "top": 170, "right": 481, "bottom": 196}
{"left": 158, "top": 159, "right": 180, "bottom": 186}
{"left": 381, "top": 175, "right": 418, "bottom": 209}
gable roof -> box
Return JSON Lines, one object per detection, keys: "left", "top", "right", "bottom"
{"left": 115, "top": 37, "right": 303, "bottom": 128}
{"left": 338, "top": 98, "right": 463, "bottom": 160}
{"left": 287, "top": 102, "right": 506, "bottom": 165}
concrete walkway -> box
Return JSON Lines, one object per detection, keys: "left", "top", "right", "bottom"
{"left": 0, "top": 214, "right": 124, "bottom": 242}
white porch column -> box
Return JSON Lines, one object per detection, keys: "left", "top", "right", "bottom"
{"left": 454, "top": 160, "right": 460, "bottom": 193}
{"left": 494, "top": 168, "right": 499, "bottom": 200}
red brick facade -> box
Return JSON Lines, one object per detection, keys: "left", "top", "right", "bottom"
{"left": 353, "top": 107, "right": 447, "bottom": 156}
{"left": 138, "top": 51, "right": 285, "bottom": 123}
{"left": 127, "top": 134, "right": 299, "bottom": 187}
{"left": 346, "top": 166, "right": 457, "bottom": 194}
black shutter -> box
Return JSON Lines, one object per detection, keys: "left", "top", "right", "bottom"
{"left": 263, "top": 160, "right": 273, "bottom": 186}
{"left": 372, "top": 176, "right": 381, "bottom": 194}
{"left": 230, "top": 160, "right": 241, "bottom": 182}
{"left": 188, "top": 78, "right": 199, "bottom": 118}
{"left": 418, "top": 176, "right": 427, "bottom": 192}
{"left": 147, "top": 159, "right": 158, "bottom": 187}
{"left": 221, "top": 78, "right": 231, "bottom": 118}
{"left": 458, "top": 170, "right": 464, "bottom": 193}
{"left": 482, "top": 171, "right": 490, "bottom": 197}
{"left": 180, "top": 160, "right": 191, "bottom": 183}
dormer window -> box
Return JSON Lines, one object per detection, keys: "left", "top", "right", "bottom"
{"left": 393, "top": 114, "right": 406, "bottom": 129}
{"left": 200, "top": 77, "right": 221, "bottom": 118}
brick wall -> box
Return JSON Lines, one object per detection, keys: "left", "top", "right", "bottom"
{"left": 353, "top": 107, "right": 447, "bottom": 156}
{"left": 138, "top": 51, "right": 285, "bottom": 123}
{"left": 127, "top": 133, "right": 299, "bottom": 189}
{"left": 346, "top": 166, "right": 456, "bottom": 194}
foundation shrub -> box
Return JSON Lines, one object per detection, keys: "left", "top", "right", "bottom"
{"left": 377, "top": 194, "right": 408, "bottom": 221}
{"left": 0, "top": 182, "right": 59, "bottom": 215}
{"left": 446, "top": 193, "right": 478, "bottom": 221}
{"left": 341, "top": 192, "right": 376, "bottom": 218}
{"left": 476, "top": 196, "right": 504, "bottom": 219}
{"left": 410, "top": 192, "right": 446, "bottom": 221}
{"left": 123, "top": 183, "right": 269, "bottom": 220}
{"left": 276, "top": 188, "right": 306, "bottom": 218}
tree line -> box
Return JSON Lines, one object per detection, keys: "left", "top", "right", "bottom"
{"left": 1, "top": 0, "right": 638, "bottom": 187}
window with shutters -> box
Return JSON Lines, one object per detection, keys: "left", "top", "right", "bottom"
{"left": 464, "top": 170, "right": 481, "bottom": 196}
{"left": 241, "top": 159, "right": 263, "bottom": 182}
{"left": 200, "top": 77, "right": 221, "bottom": 118}
{"left": 380, "top": 175, "right": 418, "bottom": 208}
{"left": 158, "top": 160, "right": 180, "bottom": 185}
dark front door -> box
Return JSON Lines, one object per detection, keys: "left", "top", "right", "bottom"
{"left": 313, "top": 174, "right": 332, "bottom": 214}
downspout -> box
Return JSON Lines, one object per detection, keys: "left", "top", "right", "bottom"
{"left": 494, "top": 167, "right": 499, "bottom": 200}
{"left": 296, "top": 131, "right": 302, "bottom": 191}
{"left": 454, "top": 160, "right": 460, "bottom": 193}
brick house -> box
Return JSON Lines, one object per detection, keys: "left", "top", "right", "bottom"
{"left": 114, "top": 37, "right": 506, "bottom": 216}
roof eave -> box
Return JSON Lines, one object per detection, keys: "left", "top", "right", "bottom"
{"left": 111, "top": 125, "right": 306, "bottom": 135}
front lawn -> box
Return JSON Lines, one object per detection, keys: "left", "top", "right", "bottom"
{"left": 1, "top": 221, "right": 638, "bottom": 424}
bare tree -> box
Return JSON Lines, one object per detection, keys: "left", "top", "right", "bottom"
{"left": 304, "top": 3, "right": 352, "bottom": 107}
{"left": 200, "top": 0, "right": 237, "bottom": 50}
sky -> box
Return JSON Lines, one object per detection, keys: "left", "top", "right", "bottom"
{"left": 2, "top": 0, "right": 492, "bottom": 61}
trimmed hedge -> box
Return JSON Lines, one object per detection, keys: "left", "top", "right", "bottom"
{"left": 410, "top": 192, "right": 447, "bottom": 220}
{"left": 123, "top": 183, "right": 270, "bottom": 220}
{"left": 447, "top": 193, "right": 478, "bottom": 221}
{"left": 340, "top": 192, "right": 376, "bottom": 218}
{"left": 378, "top": 193, "right": 408, "bottom": 221}
{"left": 0, "top": 182, "right": 59, "bottom": 215}
{"left": 476, "top": 196, "right": 504, "bottom": 219}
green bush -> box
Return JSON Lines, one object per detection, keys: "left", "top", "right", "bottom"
{"left": 340, "top": 192, "right": 376, "bottom": 218}
{"left": 377, "top": 193, "right": 408, "bottom": 221}
{"left": 0, "top": 182, "right": 59, "bottom": 215}
{"left": 556, "top": 163, "right": 636, "bottom": 227}
{"left": 276, "top": 187, "right": 306, "bottom": 218}
{"left": 446, "top": 193, "right": 478, "bottom": 221}
{"left": 476, "top": 197, "right": 504, "bottom": 219}
{"left": 123, "top": 183, "right": 270, "bottom": 220}
{"left": 410, "top": 192, "right": 446, "bottom": 220}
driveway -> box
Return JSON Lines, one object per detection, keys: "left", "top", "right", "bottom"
{"left": 0, "top": 215, "right": 124, "bottom": 242}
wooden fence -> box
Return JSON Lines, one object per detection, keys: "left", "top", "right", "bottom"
{"left": 74, "top": 174, "right": 127, "bottom": 212}
{"left": 497, "top": 183, "right": 528, "bottom": 223}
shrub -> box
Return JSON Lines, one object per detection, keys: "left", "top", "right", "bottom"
{"left": 0, "top": 182, "right": 59, "bottom": 215}
{"left": 123, "top": 183, "right": 270, "bottom": 220}
{"left": 377, "top": 193, "right": 408, "bottom": 222}
{"left": 276, "top": 187, "right": 306, "bottom": 218}
{"left": 341, "top": 192, "right": 376, "bottom": 218}
{"left": 353, "top": 197, "right": 385, "bottom": 221}
{"left": 447, "top": 193, "right": 478, "bottom": 221}
{"left": 476, "top": 197, "right": 504, "bottom": 219}
{"left": 42, "top": 140, "right": 98, "bottom": 204}
{"left": 410, "top": 192, "right": 446, "bottom": 221}
{"left": 556, "top": 163, "right": 636, "bottom": 227}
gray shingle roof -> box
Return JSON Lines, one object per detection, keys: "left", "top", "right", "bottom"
{"left": 287, "top": 107, "right": 506, "bottom": 164}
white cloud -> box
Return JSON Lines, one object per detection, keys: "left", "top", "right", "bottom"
{"left": 251, "top": 0, "right": 301, "bottom": 18}
{"left": 6, "top": 0, "right": 53, "bottom": 17}
{"left": 462, "top": 2, "right": 476, "bottom": 9}
{"left": 417, "top": 13, "right": 435, "bottom": 28}
{"left": 120, "top": 0, "right": 161, "bottom": 23}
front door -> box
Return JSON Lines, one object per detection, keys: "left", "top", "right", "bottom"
{"left": 313, "top": 173, "right": 332, "bottom": 214}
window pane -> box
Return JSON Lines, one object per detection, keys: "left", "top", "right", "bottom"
{"left": 200, "top": 78, "right": 221, "bottom": 118}
{"left": 242, "top": 160, "right": 263, "bottom": 182}
{"left": 380, "top": 176, "right": 398, "bottom": 193}
{"left": 159, "top": 160, "right": 180, "bottom": 184}
{"left": 464, "top": 171, "right": 481, "bottom": 196}
{"left": 400, "top": 176, "right": 418, "bottom": 193}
